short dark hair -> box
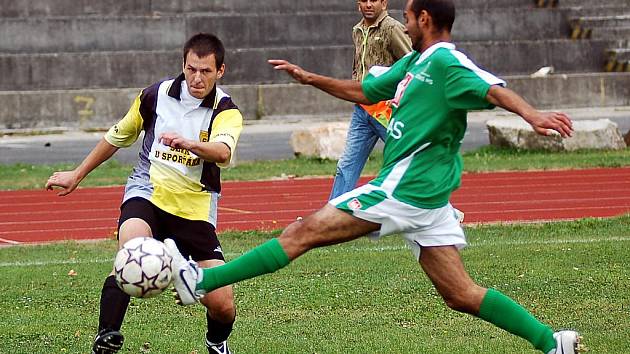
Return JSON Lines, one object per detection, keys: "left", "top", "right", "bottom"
{"left": 183, "top": 33, "right": 225, "bottom": 68}
{"left": 411, "top": 0, "right": 455, "bottom": 32}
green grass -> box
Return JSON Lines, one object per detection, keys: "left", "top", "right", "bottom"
{"left": 1, "top": 216, "right": 629, "bottom": 353}
{"left": 1, "top": 147, "right": 629, "bottom": 190}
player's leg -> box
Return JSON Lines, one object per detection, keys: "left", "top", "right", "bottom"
{"left": 199, "top": 260, "right": 235, "bottom": 354}
{"left": 170, "top": 203, "right": 380, "bottom": 298}
{"left": 93, "top": 198, "right": 158, "bottom": 354}
{"left": 419, "top": 246, "right": 579, "bottom": 353}
{"left": 329, "top": 105, "right": 380, "bottom": 200}
{"left": 163, "top": 214, "right": 236, "bottom": 354}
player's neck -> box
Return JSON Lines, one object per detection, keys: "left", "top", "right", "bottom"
{"left": 419, "top": 32, "right": 451, "bottom": 53}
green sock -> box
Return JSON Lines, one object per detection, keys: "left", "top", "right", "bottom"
{"left": 478, "top": 289, "right": 556, "bottom": 353}
{"left": 196, "top": 238, "right": 290, "bottom": 292}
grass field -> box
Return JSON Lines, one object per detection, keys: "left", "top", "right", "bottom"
{"left": 1, "top": 216, "right": 629, "bottom": 353}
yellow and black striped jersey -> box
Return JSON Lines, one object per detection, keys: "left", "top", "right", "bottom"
{"left": 105, "top": 74, "right": 243, "bottom": 225}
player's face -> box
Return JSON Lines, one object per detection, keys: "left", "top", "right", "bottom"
{"left": 183, "top": 52, "right": 225, "bottom": 99}
{"left": 403, "top": 0, "right": 424, "bottom": 52}
{"left": 358, "top": 0, "right": 387, "bottom": 23}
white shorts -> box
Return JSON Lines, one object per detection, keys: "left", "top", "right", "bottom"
{"left": 329, "top": 183, "right": 466, "bottom": 260}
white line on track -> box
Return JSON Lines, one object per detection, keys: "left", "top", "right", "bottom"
{"left": 0, "top": 237, "right": 21, "bottom": 245}
{"left": 1, "top": 235, "right": 629, "bottom": 268}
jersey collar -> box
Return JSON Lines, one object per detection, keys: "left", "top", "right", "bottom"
{"left": 415, "top": 42, "right": 456, "bottom": 65}
{"left": 167, "top": 73, "right": 217, "bottom": 108}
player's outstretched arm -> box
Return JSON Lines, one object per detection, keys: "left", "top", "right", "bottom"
{"left": 486, "top": 85, "right": 573, "bottom": 138}
{"left": 45, "top": 138, "right": 119, "bottom": 196}
{"left": 268, "top": 59, "right": 372, "bottom": 104}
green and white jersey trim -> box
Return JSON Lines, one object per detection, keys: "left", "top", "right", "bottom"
{"left": 378, "top": 142, "right": 431, "bottom": 197}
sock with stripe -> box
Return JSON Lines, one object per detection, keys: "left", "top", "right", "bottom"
{"left": 478, "top": 288, "right": 556, "bottom": 353}
{"left": 196, "top": 238, "right": 290, "bottom": 292}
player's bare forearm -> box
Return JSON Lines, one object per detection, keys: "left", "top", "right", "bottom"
{"left": 45, "top": 138, "right": 119, "bottom": 195}
{"left": 486, "top": 85, "right": 573, "bottom": 138}
{"left": 268, "top": 59, "right": 372, "bottom": 104}
{"left": 159, "top": 133, "right": 231, "bottom": 164}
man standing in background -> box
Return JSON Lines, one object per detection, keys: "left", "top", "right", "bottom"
{"left": 330, "top": 0, "right": 411, "bottom": 199}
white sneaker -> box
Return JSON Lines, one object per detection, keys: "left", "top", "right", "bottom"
{"left": 164, "top": 238, "right": 205, "bottom": 305}
{"left": 206, "top": 339, "right": 232, "bottom": 354}
{"left": 548, "top": 330, "right": 584, "bottom": 354}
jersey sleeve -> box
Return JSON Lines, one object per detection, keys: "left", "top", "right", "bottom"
{"left": 444, "top": 51, "right": 506, "bottom": 110}
{"left": 209, "top": 108, "right": 243, "bottom": 168}
{"left": 361, "top": 54, "right": 411, "bottom": 103}
{"left": 104, "top": 92, "right": 144, "bottom": 148}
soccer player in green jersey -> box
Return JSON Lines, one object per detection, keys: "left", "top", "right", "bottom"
{"left": 166, "top": 1, "right": 583, "bottom": 353}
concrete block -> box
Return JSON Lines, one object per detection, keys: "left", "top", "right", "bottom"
{"left": 0, "top": 16, "right": 186, "bottom": 54}
{"left": 0, "top": 46, "right": 352, "bottom": 90}
{"left": 506, "top": 72, "right": 630, "bottom": 108}
{"left": 2, "top": 38, "right": 617, "bottom": 91}
{"left": 257, "top": 84, "right": 354, "bottom": 118}
{"left": 0, "top": 73, "right": 628, "bottom": 130}
{"left": 0, "top": 0, "right": 150, "bottom": 17}
{"left": 452, "top": 8, "right": 569, "bottom": 41}
{"left": 559, "top": 0, "right": 630, "bottom": 7}
{"left": 290, "top": 122, "right": 349, "bottom": 160}
{"left": 1, "top": 8, "right": 572, "bottom": 54}
{"left": 458, "top": 38, "right": 614, "bottom": 75}
{"left": 487, "top": 118, "right": 626, "bottom": 151}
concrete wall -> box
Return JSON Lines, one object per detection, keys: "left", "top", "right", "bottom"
{"left": 1, "top": 8, "right": 569, "bottom": 54}
{"left": 0, "top": 0, "right": 539, "bottom": 17}
{"left": 2, "top": 38, "right": 618, "bottom": 91}
{"left": 1, "top": 73, "right": 628, "bottom": 130}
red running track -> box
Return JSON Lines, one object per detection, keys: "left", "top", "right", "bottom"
{"left": 1, "top": 167, "right": 629, "bottom": 245}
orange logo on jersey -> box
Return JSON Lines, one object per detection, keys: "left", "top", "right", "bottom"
{"left": 199, "top": 131, "right": 209, "bottom": 142}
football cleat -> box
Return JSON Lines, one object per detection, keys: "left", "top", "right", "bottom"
{"left": 548, "top": 330, "right": 585, "bottom": 354}
{"left": 91, "top": 329, "right": 124, "bottom": 354}
{"left": 206, "top": 339, "right": 232, "bottom": 354}
{"left": 164, "top": 238, "right": 205, "bottom": 305}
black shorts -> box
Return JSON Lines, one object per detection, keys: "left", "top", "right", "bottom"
{"left": 118, "top": 197, "right": 225, "bottom": 262}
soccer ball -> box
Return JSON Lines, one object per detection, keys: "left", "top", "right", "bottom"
{"left": 114, "top": 237, "right": 173, "bottom": 298}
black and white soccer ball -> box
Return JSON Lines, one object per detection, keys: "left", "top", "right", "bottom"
{"left": 114, "top": 237, "right": 173, "bottom": 298}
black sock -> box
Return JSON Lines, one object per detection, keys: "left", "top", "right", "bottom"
{"left": 97, "top": 275, "right": 130, "bottom": 332}
{"left": 205, "top": 311, "right": 235, "bottom": 345}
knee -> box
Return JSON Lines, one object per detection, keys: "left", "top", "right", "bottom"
{"left": 278, "top": 219, "right": 320, "bottom": 257}
{"left": 205, "top": 298, "right": 236, "bottom": 322}
{"left": 441, "top": 285, "right": 485, "bottom": 315}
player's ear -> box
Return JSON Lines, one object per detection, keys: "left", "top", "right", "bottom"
{"left": 217, "top": 64, "right": 225, "bottom": 79}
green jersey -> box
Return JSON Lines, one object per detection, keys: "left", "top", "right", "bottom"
{"left": 362, "top": 42, "right": 505, "bottom": 209}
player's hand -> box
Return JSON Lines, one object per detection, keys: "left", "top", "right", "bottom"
{"left": 527, "top": 111, "right": 573, "bottom": 138}
{"left": 159, "top": 132, "right": 194, "bottom": 150}
{"left": 45, "top": 170, "right": 80, "bottom": 196}
{"left": 268, "top": 59, "right": 311, "bottom": 84}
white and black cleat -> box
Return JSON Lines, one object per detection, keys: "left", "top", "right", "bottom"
{"left": 206, "top": 339, "right": 232, "bottom": 354}
{"left": 549, "top": 330, "right": 586, "bottom": 354}
{"left": 91, "top": 329, "right": 124, "bottom": 354}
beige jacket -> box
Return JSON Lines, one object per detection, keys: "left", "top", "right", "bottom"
{"left": 352, "top": 10, "right": 412, "bottom": 82}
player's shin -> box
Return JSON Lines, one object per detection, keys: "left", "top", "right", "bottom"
{"left": 478, "top": 288, "right": 556, "bottom": 353}
{"left": 98, "top": 275, "right": 130, "bottom": 332}
{"left": 196, "top": 238, "right": 290, "bottom": 292}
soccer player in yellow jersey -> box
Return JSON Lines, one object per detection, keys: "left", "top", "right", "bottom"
{"left": 46, "top": 33, "right": 242, "bottom": 354}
